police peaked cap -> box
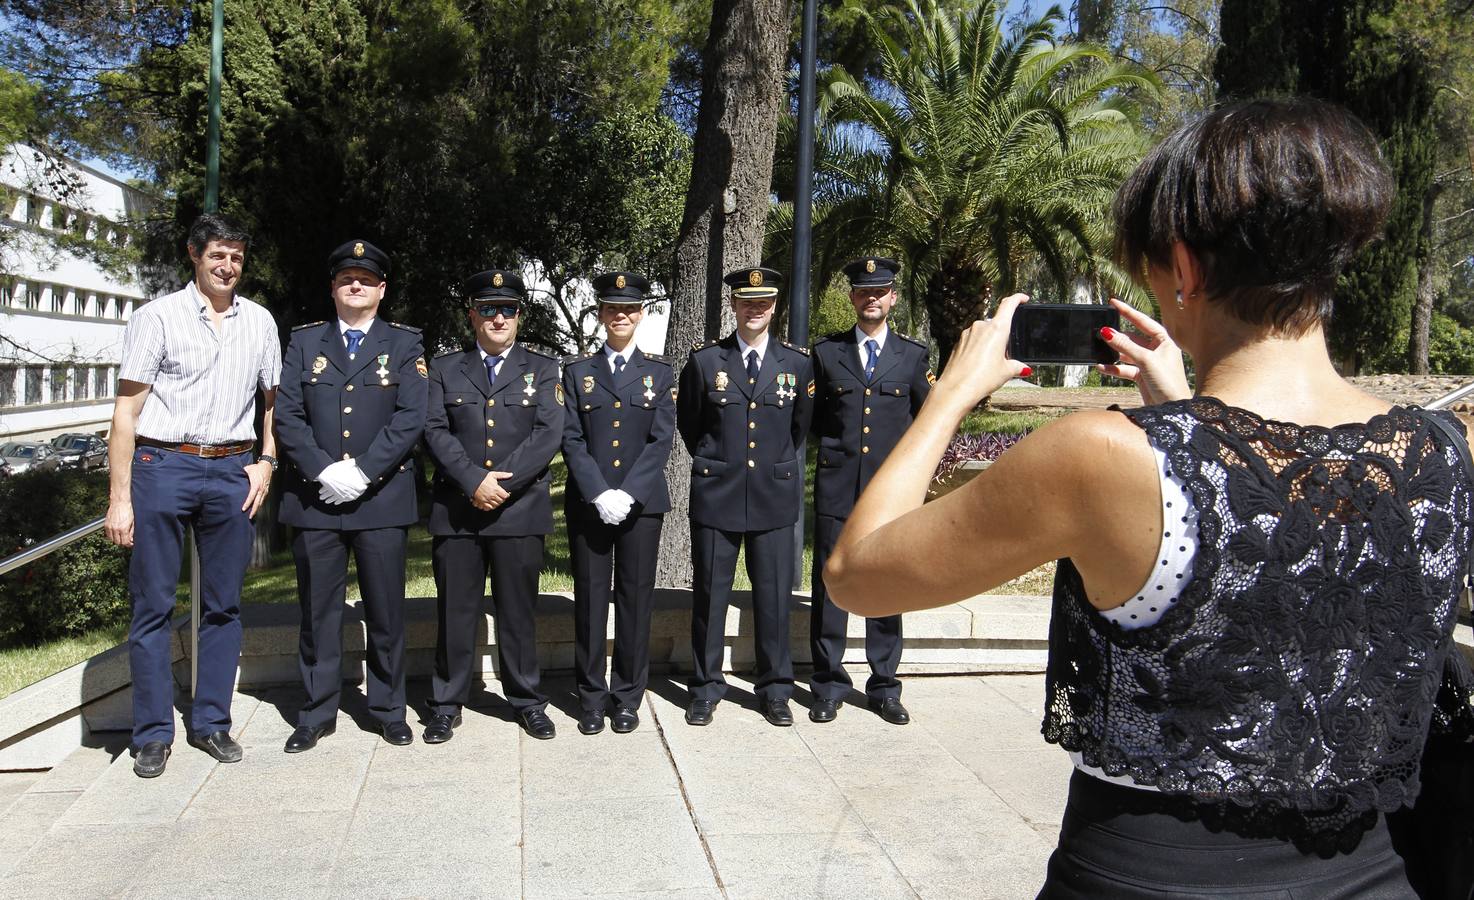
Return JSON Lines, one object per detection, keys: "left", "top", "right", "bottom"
{"left": 329, "top": 239, "right": 390, "bottom": 279}
{"left": 723, "top": 266, "right": 783, "bottom": 300}
{"left": 592, "top": 271, "right": 649, "bottom": 305}
{"left": 464, "top": 269, "right": 526, "bottom": 302}
{"left": 842, "top": 256, "right": 899, "bottom": 289}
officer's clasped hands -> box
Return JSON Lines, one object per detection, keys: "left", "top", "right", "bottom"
{"left": 317, "top": 459, "right": 370, "bottom": 505}
{"left": 592, "top": 489, "right": 634, "bottom": 525}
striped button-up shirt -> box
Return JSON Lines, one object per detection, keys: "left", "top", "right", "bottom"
{"left": 119, "top": 281, "right": 282, "bottom": 443}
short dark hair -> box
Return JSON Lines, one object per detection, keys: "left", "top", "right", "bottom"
{"left": 186, "top": 213, "right": 251, "bottom": 255}
{"left": 1112, "top": 97, "right": 1393, "bottom": 334}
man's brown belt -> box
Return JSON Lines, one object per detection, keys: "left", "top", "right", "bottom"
{"left": 136, "top": 437, "right": 254, "bottom": 459}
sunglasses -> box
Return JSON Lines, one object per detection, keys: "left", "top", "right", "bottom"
{"left": 474, "top": 303, "right": 520, "bottom": 319}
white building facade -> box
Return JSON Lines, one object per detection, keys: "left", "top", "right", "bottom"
{"left": 0, "top": 145, "right": 159, "bottom": 441}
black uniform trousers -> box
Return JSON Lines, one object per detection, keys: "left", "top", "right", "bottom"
{"left": 430, "top": 534, "right": 547, "bottom": 714}
{"left": 569, "top": 512, "right": 663, "bottom": 711}
{"left": 809, "top": 514, "right": 903, "bottom": 702}
{"left": 292, "top": 526, "right": 408, "bottom": 727}
{"left": 689, "top": 524, "right": 795, "bottom": 703}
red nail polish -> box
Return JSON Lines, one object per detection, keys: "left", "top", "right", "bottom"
{"left": 1019, "top": 366, "right": 1033, "bottom": 377}
{"left": 1100, "top": 326, "right": 1115, "bottom": 341}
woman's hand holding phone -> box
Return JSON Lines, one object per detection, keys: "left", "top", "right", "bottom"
{"left": 931, "top": 293, "right": 1034, "bottom": 417}
{"left": 1096, "top": 298, "right": 1192, "bottom": 405}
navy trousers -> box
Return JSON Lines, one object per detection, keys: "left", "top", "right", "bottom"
{"left": 568, "top": 510, "right": 663, "bottom": 711}
{"left": 809, "top": 513, "right": 903, "bottom": 702}
{"left": 292, "top": 527, "right": 408, "bottom": 728}
{"left": 127, "top": 447, "right": 254, "bottom": 748}
{"left": 689, "top": 524, "right": 795, "bottom": 703}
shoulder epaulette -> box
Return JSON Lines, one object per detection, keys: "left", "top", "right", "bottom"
{"left": 691, "top": 339, "right": 720, "bottom": 352}
{"left": 292, "top": 320, "right": 326, "bottom": 331}
{"left": 562, "top": 352, "right": 597, "bottom": 366}
{"left": 386, "top": 321, "right": 422, "bottom": 334}
{"left": 643, "top": 352, "right": 673, "bottom": 366}
{"left": 433, "top": 348, "right": 460, "bottom": 359}
{"left": 816, "top": 330, "right": 846, "bottom": 344}
{"left": 521, "top": 346, "right": 558, "bottom": 362}
{"left": 895, "top": 332, "right": 928, "bottom": 350}
{"left": 780, "top": 340, "right": 810, "bottom": 356}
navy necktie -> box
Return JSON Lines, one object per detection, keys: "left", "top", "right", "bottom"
{"left": 864, "top": 339, "right": 879, "bottom": 382}
{"left": 613, "top": 354, "right": 625, "bottom": 375}
{"left": 484, "top": 355, "right": 502, "bottom": 389}
{"left": 746, "top": 349, "right": 759, "bottom": 381}
{"left": 345, "top": 328, "right": 364, "bottom": 357}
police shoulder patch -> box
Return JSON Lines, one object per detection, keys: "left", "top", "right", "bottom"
{"left": 415, "top": 356, "right": 428, "bottom": 378}
{"left": 926, "top": 370, "right": 937, "bottom": 386}
{"left": 555, "top": 383, "right": 565, "bottom": 404}
{"left": 293, "top": 320, "right": 326, "bottom": 331}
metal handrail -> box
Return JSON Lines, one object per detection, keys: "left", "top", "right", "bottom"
{"left": 1424, "top": 381, "right": 1474, "bottom": 412}
{"left": 0, "top": 515, "right": 105, "bottom": 578}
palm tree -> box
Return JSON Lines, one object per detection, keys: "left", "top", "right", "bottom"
{"left": 772, "top": 0, "right": 1159, "bottom": 364}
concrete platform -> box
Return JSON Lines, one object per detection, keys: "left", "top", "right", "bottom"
{"left": 0, "top": 673, "right": 1071, "bottom": 899}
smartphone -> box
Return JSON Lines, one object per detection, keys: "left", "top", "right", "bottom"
{"left": 1007, "top": 303, "right": 1120, "bottom": 365}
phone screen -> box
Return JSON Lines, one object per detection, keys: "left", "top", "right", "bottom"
{"left": 1007, "top": 304, "right": 1120, "bottom": 365}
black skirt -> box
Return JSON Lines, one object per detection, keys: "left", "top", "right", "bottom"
{"left": 1038, "top": 770, "right": 1414, "bottom": 899}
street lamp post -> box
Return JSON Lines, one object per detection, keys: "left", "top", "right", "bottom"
{"left": 789, "top": 0, "right": 817, "bottom": 590}
{"left": 204, "top": 0, "right": 224, "bottom": 213}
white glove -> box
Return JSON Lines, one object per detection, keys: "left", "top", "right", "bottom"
{"left": 592, "top": 489, "right": 633, "bottom": 525}
{"left": 608, "top": 489, "right": 635, "bottom": 522}
{"left": 318, "top": 459, "right": 370, "bottom": 505}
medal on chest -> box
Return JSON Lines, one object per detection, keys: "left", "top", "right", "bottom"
{"left": 375, "top": 354, "right": 391, "bottom": 384}
{"left": 523, "top": 373, "right": 536, "bottom": 403}
{"left": 642, "top": 375, "right": 655, "bottom": 403}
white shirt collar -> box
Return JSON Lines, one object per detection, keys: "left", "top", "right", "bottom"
{"left": 478, "top": 343, "right": 514, "bottom": 364}
{"left": 854, "top": 322, "right": 888, "bottom": 350}
{"left": 735, "top": 332, "right": 769, "bottom": 364}
{"left": 339, "top": 318, "right": 374, "bottom": 336}
{"left": 604, "top": 343, "right": 635, "bottom": 372}
{"left": 187, "top": 280, "right": 239, "bottom": 318}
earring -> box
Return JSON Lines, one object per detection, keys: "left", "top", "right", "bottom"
{"left": 1174, "top": 290, "right": 1185, "bottom": 310}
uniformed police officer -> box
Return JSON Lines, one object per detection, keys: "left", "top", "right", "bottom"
{"left": 275, "top": 239, "right": 426, "bottom": 751}
{"left": 423, "top": 269, "right": 564, "bottom": 742}
{"left": 561, "top": 272, "right": 676, "bottom": 735}
{"left": 808, "top": 257, "right": 932, "bottom": 725}
{"left": 677, "top": 266, "right": 815, "bottom": 727}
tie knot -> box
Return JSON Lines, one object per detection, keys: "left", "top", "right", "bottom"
{"left": 614, "top": 354, "right": 625, "bottom": 368}
{"left": 346, "top": 329, "right": 363, "bottom": 339}
{"left": 485, "top": 355, "right": 502, "bottom": 368}
{"left": 866, "top": 339, "right": 878, "bottom": 352}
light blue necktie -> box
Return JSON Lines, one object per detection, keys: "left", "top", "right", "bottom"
{"left": 864, "top": 339, "right": 879, "bottom": 382}
{"left": 484, "top": 355, "right": 502, "bottom": 389}
{"left": 345, "top": 328, "right": 364, "bottom": 358}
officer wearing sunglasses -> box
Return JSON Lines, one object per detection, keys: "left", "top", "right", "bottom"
{"left": 422, "top": 268, "right": 564, "bottom": 742}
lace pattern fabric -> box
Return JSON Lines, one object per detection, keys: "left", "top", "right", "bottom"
{"left": 1042, "top": 397, "right": 1474, "bottom": 820}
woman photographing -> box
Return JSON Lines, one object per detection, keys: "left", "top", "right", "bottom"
{"left": 824, "top": 97, "right": 1474, "bottom": 897}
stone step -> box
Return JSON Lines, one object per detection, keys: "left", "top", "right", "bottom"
{"left": 0, "top": 737, "right": 128, "bottom": 881}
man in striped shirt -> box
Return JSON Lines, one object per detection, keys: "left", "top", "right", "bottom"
{"left": 104, "top": 213, "right": 282, "bottom": 778}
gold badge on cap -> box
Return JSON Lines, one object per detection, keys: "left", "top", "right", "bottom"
{"left": 748, "top": 270, "right": 763, "bottom": 287}
{"left": 866, "top": 258, "right": 876, "bottom": 273}
{"left": 715, "top": 371, "right": 730, "bottom": 392}
{"left": 353, "top": 242, "right": 365, "bottom": 258}
{"left": 312, "top": 355, "right": 328, "bottom": 374}
{"left": 493, "top": 272, "right": 504, "bottom": 287}
{"left": 615, "top": 274, "right": 626, "bottom": 289}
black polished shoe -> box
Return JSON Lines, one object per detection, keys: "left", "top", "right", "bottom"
{"left": 685, "top": 699, "right": 715, "bottom": 726}
{"left": 380, "top": 721, "right": 414, "bottom": 746}
{"left": 519, "top": 708, "right": 556, "bottom": 740}
{"left": 284, "top": 723, "right": 335, "bottom": 753}
{"left": 870, "top": 697, "right": 911, "bottom": 725}
{"left": 132, "top": 741, "right": 170, "bottom": 778}
{"left": 808, "top": 698, "right": 839, "bottom": 723}
{"left": 422, "top": 713, "right": 462, "bottom": 744}
{"left": 761, "top": 699, "right": 794, "bottom": 727}
{"left": 188, "top": 730, "right": 244, "bottom": 763}
{"left": 611, "top": 707, "right": 640, "bottom": 733}
{"left": 577, "top": 708, "right": 605, "bottom": 735}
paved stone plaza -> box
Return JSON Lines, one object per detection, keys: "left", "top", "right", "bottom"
{"left": 0, "top": 673, "right": 1070, "bottom": 899}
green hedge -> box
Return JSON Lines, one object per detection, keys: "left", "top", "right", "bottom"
{"left": 0, "top": 469, "right": 130, "bottom": 648}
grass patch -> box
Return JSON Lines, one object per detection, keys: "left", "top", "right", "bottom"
{"left": 959, "top": 408, "right": 1060, "bottom": 435}
{"left": 0, "top": 624, "right": 129, "bottom": 700}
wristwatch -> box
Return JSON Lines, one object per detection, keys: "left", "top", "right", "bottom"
{"left": 258, "top": 454, "right": 279, "bottom": 472}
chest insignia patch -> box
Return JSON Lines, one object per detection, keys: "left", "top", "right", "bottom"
{"left": 415, "top": 356, "right": 428, "bottom": 378}
{"left": 583, "top": 375, "right": 596, "bottom": 395}
{"left": 312, "top": 355, "right": 328, "bottom": 375}
{"left": 715, "top": 371, "right": 729, "bottom": 392}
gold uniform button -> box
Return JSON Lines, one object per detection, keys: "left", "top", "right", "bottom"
{"left": 864, "top": 407, "right": 871, "bottom": 415}
{"left": 484, "top": 460, "right": 493, "bottom": 468}
{"left": 380, "top": 379, "right": 389, "bottom": 386}
{"left": 345, "top": 384, "right": 353, "bottom": 391}
{"left": 342, "top": 453, "right": 351, "bottom": 460}
{"left": 613, "top": 421, "right": 620, "bottom": 428}
{"left": 488, "top": 399, "right": 495, "bottom": 407}
{"left": 613, "top": 460, "right": 621, "bottom": 468}
{"left": 862, "top": 446, "right": 870, "bottom": 453}
{"left": 455, "top": 398, "right": 462, "bottom": 404}
{"left": 343, "top": 406, "right": 352, "bottom": 414}
{"left": 749, "top": 402, "right": 757, "bottom": 409}
{"left": 865, "top": 388, "right": 872, "bottom": 396}
{"left": 863, "top": 426, "right": 871, "bottom": 434}
{"left": 748, "top": 441, "right": 756, "bottom": 449}
{"left": 894, "top": 388, "right": 902, "bottom": 395}
{"left": 703, "top": 467, "right": 709, "bottom": 475}
{"left": 611, "top": 440, "right": 620, "bottom": 448}
{"left": 487, "top": 419, "right": 495, "bottom": 427}
{"left": 748, "top": 422, "right": 756, "bottom": 430}
{"left": 342, "top": 430, "right": 351, "bottom": 438}
{"left": 583, "top": 404, "right": 591, "bottom": 411}
{"left": 310, "top": 377, "right": 318, "bottom": 383}
{"left": 614, "top": 401, "right": 622, "bottom": 408}
{"left": 747, "top": 459, "right": 755, "bottom": 468}
{"left": 486, "top": 439, "right": 494, "bottom": 447}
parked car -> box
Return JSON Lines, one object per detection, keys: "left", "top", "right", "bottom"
{"left": 0, "top": 442, "right": 63, "bottom": 477}
{"left": 50, "top": 433, "right": 109, "bottom": 471}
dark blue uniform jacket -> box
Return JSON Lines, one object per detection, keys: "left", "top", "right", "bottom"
{"left": 276, "top": 320, "right": 427, "bottom": 529}
{"left": 424, "top": 344, "right": 563, "bottom": 537}
{"left": 810, "top": 329, "right": 931, "bottom": 519}
{"left": 561, "top": 347, "right": 676, "bottom": 516}
{"left": 676, "top": 334, "right": 814, "bottom": 532}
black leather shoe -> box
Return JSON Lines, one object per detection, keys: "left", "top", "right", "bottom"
{"left": 809, "top": 699, "right": 839, "bottom": 723}
{"left": 422, "top": 713, "right": 462, "bottom": 744}
{"left": 284, "top": 723, "right": 335, "bottom": 753}
{"left": 685, "top": 699, "right": 715, "bottom": 726}
{"left": 188, "top": 730, "right": 243, "bottom": 763}
{"left": 611, "top": 707, "right": 639, "bottom": 733}
{"left": 381, "top": 721, "right": 414, "bottom": 746}
{"left": 519, "top": 708, "right": 556, "bottom": 740}
{"left": 870, "top": 697, "right": 911, "bottom": 725}
{"left": 762, "top": 699, "right": 794, "bottom": 727}
{"left": 577, "top": 708, "right": 605, "bottom": 735}
{"left": 132, "top": 741, "right": 170, "bottom": 778}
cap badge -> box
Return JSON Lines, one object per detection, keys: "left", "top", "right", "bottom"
{"left": 866, "top": 258, "right": 876, "bottom": 273}
{"left": 615, "top": 274, "right": 626, "bottom": 289}
{"left": 748, "top": 270, "right": 763, "bottom": 287}
{"left": 493, "top": 272, "right": 504, "bottom": 287}
{"left": 353, "top": 242, "right": 365, "bottom": 258}
{"left": 715, "top": 371, "right": 730, "bottom": 392}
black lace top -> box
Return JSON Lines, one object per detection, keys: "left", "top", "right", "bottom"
{"left": 1043, "top": 397, "right": 1474, "bottom": 819}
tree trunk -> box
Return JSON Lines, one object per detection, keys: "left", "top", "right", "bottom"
{"left": 1407, "top": 182, "right": 1442, "bottom": 375}
{"left": 924, "top": 259, "right": 991, "bottom": 373}
{"left": 655, "top": 0, "right": 795, "bottom": 589}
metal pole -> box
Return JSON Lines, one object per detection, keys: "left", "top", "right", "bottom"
{"left": 204, "top": 0, "right": 224, "bottom": 213}
{"left": 190, "top": 527, "right": 201, "bottom": 699}
{"left": 789, "top": 0, "right": 818, "bottom": 591}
